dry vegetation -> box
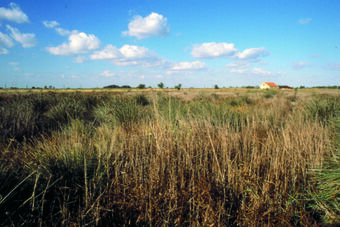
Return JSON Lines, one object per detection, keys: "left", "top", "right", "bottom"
{"left": 0, "top": 89, "right": 339, "bottom": 226}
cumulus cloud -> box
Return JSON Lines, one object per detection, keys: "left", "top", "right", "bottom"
{"left": 167, "top": 61, "right": 206, "bottom": 75}
{"left": 0, "top": 47, "right": 9, "bottom": 54}
{"left": 229, "top": 67, "right": 283, "bottom": 76}
{"left": 47, "top": 31, "right": 100, "bottom": 55}
{"left": 291, "top": 61, "right": 310, "bottom": 70}
{"left": 42, "top": 20, "right": 59, "bottom": 28}
{"left": 90, "top": 45, "right": 121, "bottom": 59}
{"left": 235, "top": 47, "right": 269, "bottom": 60}
{"left": 42, "top": 20, "right": 71, "bottom": 36}
{"left": 99, "top": 70, "right": 115, "bottom": 77}
{"left": 298, "top": 18, "right": 312, "bottom": 24}
{"left": 226, "top": 61, "right": 251, "bottom": 69}
{"left": 55, "top": 27, "right": 72, "bottom": 36}
{"left": 0, "top": 3, "right": 29, "bottom": 23}
{"left": 171, "top": 61, "right": 206, "bottom": 70}
{"left": 191, "top": 43, "right": 269, "bottom": 63}
{"left": 6, "top": 25, "right": 36, "bottom": 48}
{"left": 74, "top": 56, "right": 86, "bottom": 63}
{"left": 191, "top": 42, "right": 237, "bottom": 58}
{"left": 122, "top": 12, "right": 170, "bottom": 39}
{"left": 91, "top": 44, "right": 163, "bottom": 67}
{"left": 0, "top": 31, "right": 14, "bottom": 47}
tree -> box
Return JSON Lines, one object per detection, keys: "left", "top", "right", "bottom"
{"left": 214, "top": 84, "right": 219, "bottom": 89}
{"left": 104, "top": 84, "right": 120, "bottom": 89}
{"left": 157, "top": 82, "right": 164, "bottom": 89}
{"left": 137, "top": 84, "right": 146, "bottom": 89}
{"left": 174, "top": 83, "right": 182, "bottom": 90}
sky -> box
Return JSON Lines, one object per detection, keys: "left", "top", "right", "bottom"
{"left": 0, "top": 0, "right": 339, "bottom": 88}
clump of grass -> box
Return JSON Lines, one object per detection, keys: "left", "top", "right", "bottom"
{"left": 134, "top": 93, "right": 150, "bottom": 106}
{"left": 304, "top": 95, "right": 340, "bottom": 125}
{"left": 263, "top": 90, "right": 278, "bottom": 99}
{"left": 227, "top": 95, "right": 254, "bottom": 106}
{"left": 309, "top": 117, "right": 340, "bottom": 224}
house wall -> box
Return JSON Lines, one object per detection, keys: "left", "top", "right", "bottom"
{"left": 260, "top": 83, "right": 270, "bottom": 89}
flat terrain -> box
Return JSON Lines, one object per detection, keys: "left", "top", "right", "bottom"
{"left": 0, "top": 88, "right": 339, "bottom": 226}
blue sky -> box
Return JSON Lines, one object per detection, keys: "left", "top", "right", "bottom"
{"left": 0, "top": 0, "right": 339, "bottom": 88}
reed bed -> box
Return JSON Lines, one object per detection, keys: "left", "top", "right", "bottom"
{"left": 0, "top": 90, "right": 339, "bottom": 226}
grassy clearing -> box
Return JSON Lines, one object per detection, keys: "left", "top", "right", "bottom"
{"left": 0, "top": 90, "right": 339, "bottom": 226}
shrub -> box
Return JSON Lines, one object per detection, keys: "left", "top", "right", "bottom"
{"left": 263, "top": 90, "right": 278, "bottom": 99}
{"left": 174, "top": 83, "right": 182, "bottom": 90}
{"left": 157, "top": 82, "right": 164, "bottom": 89}
{"left": 137, "top": 84, "right": 146, "bottom": 89}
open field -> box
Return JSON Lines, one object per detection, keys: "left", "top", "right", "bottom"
{"left": 1, "top": 87, "right": 339, "bottom": 95}
{"left": 0, "top": 89, "right": 339, "bottom": 226}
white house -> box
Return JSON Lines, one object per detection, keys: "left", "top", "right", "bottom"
{"left": 260, "top": 82, "right": 279, "bottom": 89}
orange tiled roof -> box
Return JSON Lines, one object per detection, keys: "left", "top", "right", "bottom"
{"left": 264, "top": 82, "right": 279, "bottom": 87}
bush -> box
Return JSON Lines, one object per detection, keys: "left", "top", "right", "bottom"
{"left": 104, "top": 84, "right": 120, "bottom": 89}
{"left": 263, "top": 90, "right": 278, "bottom": 99}
{"left": 174, "top": 83, "right": 182, "bottom": 90}
{"left": 157, "top": 82, "right": 164, "bottom": 89}
{"left": 137, "top": 84, "right": 146, "bottom": 89}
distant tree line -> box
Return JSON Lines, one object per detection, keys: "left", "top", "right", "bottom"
{"left": 104, "top": 84, "right": 132, "bottom": 89}
{"left": 103, "top": 82, "right": 183, "bottom": 90}
{"left": 311, "top": 85, "right": 340, "bottom": 89}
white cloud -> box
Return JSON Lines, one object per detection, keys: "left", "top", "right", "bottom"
{"left": 167, "top": 61, "right": 206, "bottom": 75}
{"left": 0, "top": 31, "right": 14, "bottom": 47}
{"left": 226, "top": 61, "right": 251, "bottom": 69}
{"left": 6, "top": 25, "right": 36, "bottom": 48}
{"left": 42, "top": 20, "right": 59, "bottom": 28}
{"left": 291, "top": 61, "right": 310, "bottom": 70}
{"left": 298, "top": 18, "right": 312, "bottom": 24}
{"left": 42, "top": 21, "right": 71, "bottom": 36}
{"left": 191, "top": 43, "right": 269, "bottom": 64}
{"left": 229, "top": 67, "right": 283, "bottom": 76}
{"left": 90, "top": 44, "right": 121, "bottom": 60}
{"left": 47, "top": 31, "right": 100, "bottom": 55}
{"left": 91, "top": 44, "right": 163, "bottom": 67}
{"left": 235, "top": 47, "right": 269, "bottom": 60}
{"left": 120, "top": 44, "right": 150, "bottom": 58}
{"left": 171, "top": 61, "right": 206, "bottom": 70}
{"left": 99, "top": 70, "right": 115, "bottom": 77}
{"left": 55, "top": 27, "right": 71, "bottom": 36}
{"left": 0, "top": 47, "right": 9, "bottom": 54}
{"left": 74, "top": 56, "right": 86, "bottom": 63}
{"left": 122, "top": 12, "right": 170, "bottom": 39}
{"left": 0, "top": 3, "right": 29, "bottom": 23}
{"left": 191, "top": 42, "right": 237, "bottom": 58}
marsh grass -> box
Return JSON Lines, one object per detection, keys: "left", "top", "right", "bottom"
{"left": 0, "top": 91, "right": 339, "bottom": 226}
{"left": 309, "top": 117, "right": 340, "bottom": 224}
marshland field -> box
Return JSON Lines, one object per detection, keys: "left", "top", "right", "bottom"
{"left": 0, "top": 88, "right": 339, "bottom": 226}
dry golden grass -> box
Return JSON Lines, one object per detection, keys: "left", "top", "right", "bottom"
{"left": 0, "top": 90, "right": 339, "bottom": 226}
